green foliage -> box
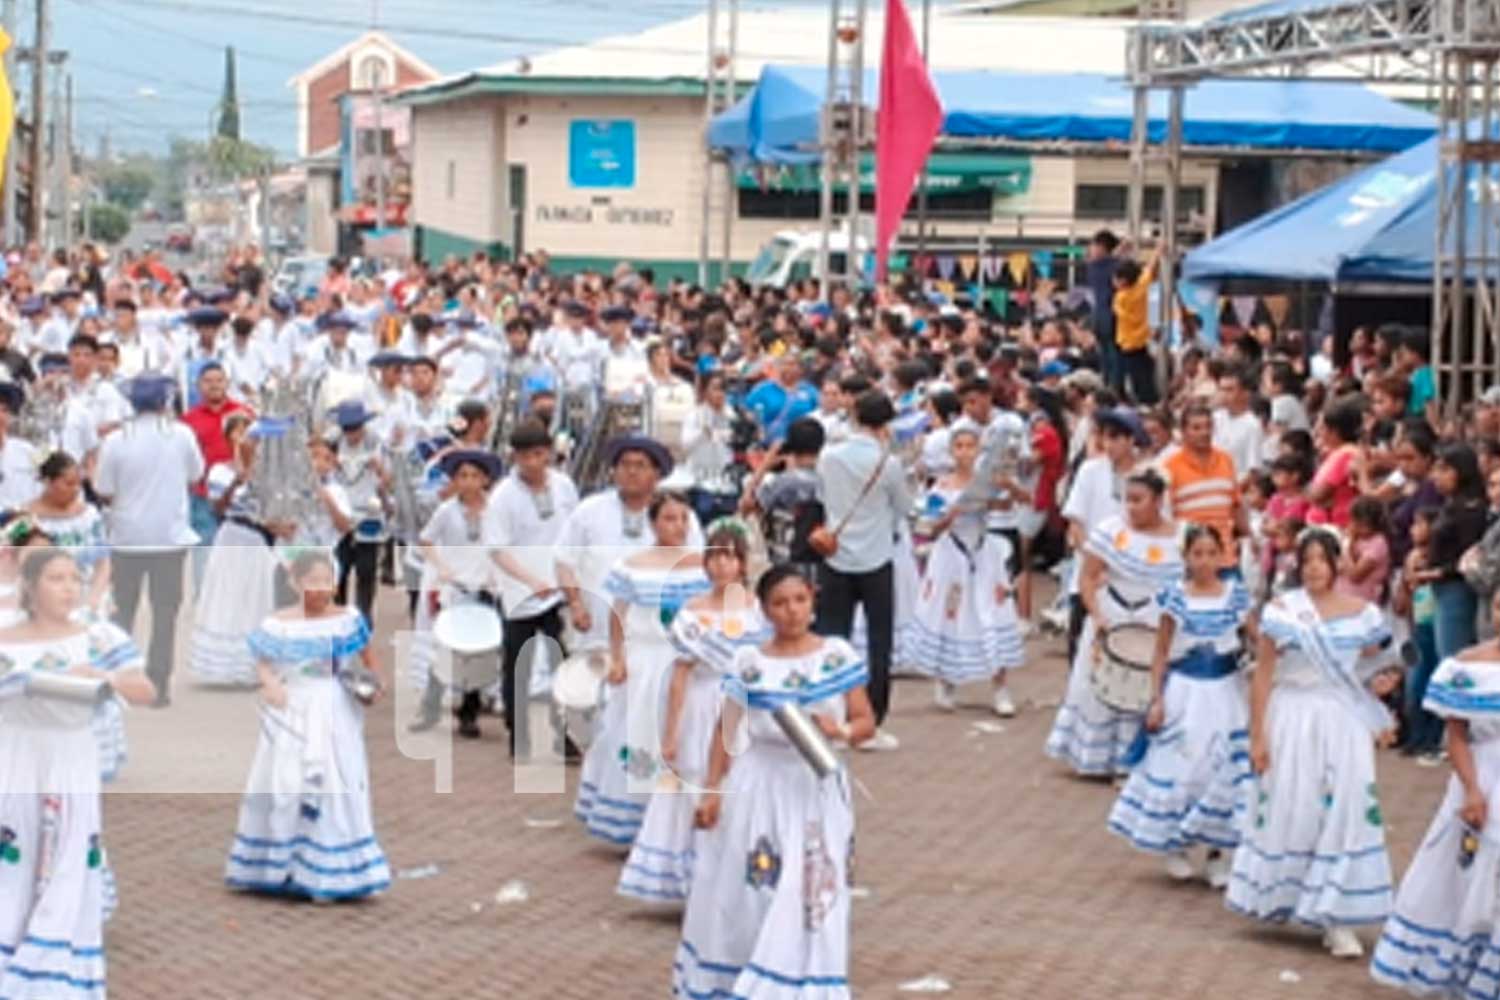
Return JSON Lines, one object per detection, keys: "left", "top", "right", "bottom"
{"left": 99, "top": 165, "right": 155, "bottom": 212}
{"left": 83, "top": 202, "right": 131, "bottom": 244}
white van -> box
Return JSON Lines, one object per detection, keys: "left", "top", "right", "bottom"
{"left": 745, "top": 229, "right": 873, "bottom": 289}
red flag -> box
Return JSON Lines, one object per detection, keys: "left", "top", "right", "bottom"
{"left": 875, "top": 0, "right": 943, "bottom": 282}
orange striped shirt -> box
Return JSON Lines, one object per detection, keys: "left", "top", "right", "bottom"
{"left": 1161, "top": 446, "right": 1239, "bottom": 565}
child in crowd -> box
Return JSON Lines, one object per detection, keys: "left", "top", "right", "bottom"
{"left": 1396, "top": 507, "right": 1444, "bottom": 763}
{"left": 1265, "top": 517, "right": 1303, "bottom": 600}
{"left": 1241, "top": 470, "right": 1273, "bottom": 595}
{"left": 1338, "top": 496, "right": 1392, "bottom": 607}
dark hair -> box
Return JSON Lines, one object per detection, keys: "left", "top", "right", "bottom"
{"left": 853, "top": 389, "right": 896, "bottom": 429}
{"left": 1280, "top": 428, "right": 1315, "bottom": 461}
{"left": 648, "top": 490, "right": 692, "bottom": 523}
{"left": 504, "top": 317, "right": 533, "bottom": 338}
{"left": 1401, "top": 326, "right": 1431, "bottom": 360}
{"left": 1322, "top": 398, "right": 1363, "bottom": 444}
{"left": 1115, "top": 259, "right": 1142, "bottom": 285}
{"left": 231, "top": 316, "right": 255, "bottom": 339}
{"left": 67, "top": 333, "right": 98, "bottom": 353}
{"left": 1219, "top": 362, "right": 1256, "bottom": 394}
{"left": 1401, "top": 418, "right": 1437, "bottom": 457}
{"left": 704, "top": 525, "right": 749, "bottom": 576}
{"left": 755, "top": 563, "right": 812, "bottom": 605}
{"left": 1181, "top": 400, "right": 1214, "bottom": 427}
{"left": 456, "top": 399, "right": 489, "bottom": 423}
{"left": 928, "top": 389, "right": 961, "bottom": 425}
{"left": 783, "top": 416, "right": 826, "bottom": 457}
{"left": 38, "top": 451, "right": 76, "bottom": 482}
{"left": 1026, "top": 385, "right": 1070, "bottom": 456}
{"left": 1349, "top": 495, "right": 1390, "bottom": 536}
{"left": 289, "top": 549, "right": 335, "bottom": 582}
{"left": 957, "top": 376, "right": 991, "bottom": 399}
{"left": 1414, "top": 504, "right": 1442, "bottom": 528}
{"left": 411, "top": 313, "right": 435, "bottom": 334}
{"left": 1183, "top": 523, "right": 1224, "bottom": 556}
{"left": 1271, "top": 452, "right": 1312, "bottom": 485}
{"left": 1293, "top": 528, "right": 1342, "bottom": 587}
{"left": 18, "top": 547, "right": 76, "bottom": 614}
{"left": 1127, "top": 468, "right": 1167, "bottom": 497}
{"left": 1435, "top": 442, "right": 1485, "bottom": 501}
{"left": 1374, "top": 373, "right": 1410, "bottom": 407}
{"left": 1092, "top": 228, "right": 1120, "bottom": 253}
{"left": 1244, "top": 469, "right": 1273, "bottom": 500}
{"left": 508, "top": 419, "right": 552, "bottom": 452}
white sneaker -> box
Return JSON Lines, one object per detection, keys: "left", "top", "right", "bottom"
{"left": 933, "top": 681, "right": 957, "bottom": 712}
{"left": 1016, "top": 619, "right": 1035, "bottom": 639}
{"left": 1163, "top": 853, "right": 1195, "bottom": 881}
{"left": 1415, "top": 751, "right": 1446, "bottom": 768}
{"left": 992, "top": 687, "right": 1017, "bottom": 718}
{"left": 1324, "top": 927, "right": 1364, "bottom": 959}
{"left": 858, "top": 729, "right": 901, "bottom": 752}
{"left": 1203, "top": 849, "right": 1230, "bottom": 889}
{"left": 1039, "top": 607, "right": 1070, "bottom": 634}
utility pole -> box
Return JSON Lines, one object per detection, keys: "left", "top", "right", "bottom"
{"left": 26, "top": 0, "right": 46, "bottom": 245}
{"left": 373, "top": 60, "right": 386, "bottom": 231}
{"left": 62, "top": 70, "right": 72, "bottom": 246}
{"left": 46, "top": 51, "right": 64, "bottom": 250}
{"left": 915, "top": 0, "right": 931, "bottom": 259}
{"left": 2, "top": 0, "right": 18, "bottom": 247}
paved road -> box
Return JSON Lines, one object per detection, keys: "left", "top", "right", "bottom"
{"left": 102, "top": 585, "right": 1444, "bottom": 999}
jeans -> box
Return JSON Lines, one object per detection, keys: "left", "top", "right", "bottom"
{"left": 502, "top": 605, "right": 566, "bottom": 758}
{"left": 113, "top": 549, "right": 187, "bottom": 698}
{"left": 188, "top": 494, "right": 219, "bottom": 594}
{"left": 1433, "top": 579, "right": 1479, "bottom": 661}
{"left": 1097, "top": 325, "right": 1121, "bottom": 392}
{"left": 814, "top": 560, "right": 894, "bottom": 725}
{"left": 1403, "top": 619, "right": 1444, "bottom": 753}
{"left": 1119, "top": 348, "right": 1159, "bottom": 405}
{"left": 335, "top": 534, "right": 380, "bottom": 626}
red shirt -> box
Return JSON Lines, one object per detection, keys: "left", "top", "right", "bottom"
{"left": 1031, "top": 420, "right": 1065, "bottom": 515}
{"left": 181, "top": 399, "right": 249, "bottom": 495}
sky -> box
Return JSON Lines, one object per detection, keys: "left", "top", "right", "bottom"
{"left": 36, "top": 0, "right": 862, "bottom": 160}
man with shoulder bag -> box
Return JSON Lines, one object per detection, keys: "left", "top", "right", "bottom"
{"left": 813, "top": 390, "right": 911, "bottom": 750}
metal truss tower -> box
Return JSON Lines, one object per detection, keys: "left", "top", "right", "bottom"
{"left": 700, "top": 0, "right": 739, "bottom": 287}
{"left": 818, "top": 0, "right": 871, "bottom": 294}
{"left": 1127, "top": 0, "right": 1500, "bottom": 409}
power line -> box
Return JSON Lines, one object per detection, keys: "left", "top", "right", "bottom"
{"left": 69, "top": 55, "right": 299, "bottom": 106}
{"left": 63, "top": 0, "right": 308, "bottom": 67}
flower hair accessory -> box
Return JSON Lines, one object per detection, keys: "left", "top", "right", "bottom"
{"left": 706, "top": 516, "right": 751, "bottom": 540}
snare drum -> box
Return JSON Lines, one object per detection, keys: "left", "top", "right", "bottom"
{"left": 433, "top": 601, "right": 504, "bottom": 693}
{"left": 1091, "top": 623, "right": 1157, "bottom": 714}
{"left": 354, "top": 517, "right": 387, "bottom": 542}
{"left": 553, "top": 646, "right": 608, "bottom": 748}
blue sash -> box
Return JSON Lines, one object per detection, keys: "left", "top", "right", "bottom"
{"left": 1170, "top": 647, "right": 1238, "bottom": 680}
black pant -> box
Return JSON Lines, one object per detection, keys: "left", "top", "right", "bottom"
{"left": 113, "top": 549, "right": 187, "bottom": 696}
{"left": 1119, "top": 348, "right": 1159, "bottom": 405}
{"left": 814, "top": 560, "right": 894, "bottom": 725}
{"left": 335, "top": 534, "right": 380, "bottom": 624}
{"left": 502, "top": 605, "right": 565, "bottom": 757}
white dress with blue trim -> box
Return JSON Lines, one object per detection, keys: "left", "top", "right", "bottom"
{"left": 1372, "top": 656, "right": 1500, "bottom": 994}
{"left": 674, "top": 638, "right": 865, "bottom": 1000}
{"left": 190, "top": 463, "right": 281, "bottom": 687}
{"left": 224, "top": 608, "right": 391, "bottom": 900}
{"left": 0, "top": 627, "right": 127, "bottom": 1000}
{"left": 617, "top": 602, "right": 768, "bottom": 903}
{"left": 1224, "top": 591, "right": 1393, "bottom": 929}
{"left": 904, "top": 487, "right": 1024, "bottom": 683}
{"left": 1044, "top": 516, "right": 1184, "bottom": 776}
{"left": 1107, "top": 580, "right": 1252, "bottom": 856}
{"left": 575, "top": 560, "right": 710, "bottom": 847}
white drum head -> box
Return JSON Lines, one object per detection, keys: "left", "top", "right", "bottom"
{"left": 553, "top": 648, "right": 608, "bottom": 710}
{"left": 433, "top": 603, "right": 503, "bottom": 654}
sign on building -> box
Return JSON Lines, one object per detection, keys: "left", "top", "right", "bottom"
{"left": 568, "top": 120, "right": 636, "bottom": 189}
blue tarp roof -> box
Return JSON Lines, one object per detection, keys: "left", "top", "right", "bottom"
{"left": 709, "top": 64, "right": 1436, "bottom": 163}
{"left": 1183, "top": 131, "right": 1500, "bottom": 286}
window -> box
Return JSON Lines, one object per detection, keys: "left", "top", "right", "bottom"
{"left": 446, "top": 161, "right": 456, "bottom": 200}
{"left": 1074, "top": 183, "right": 1205, "bottom": 219}
{"left": 737, "top": 187, "right": 991, "bottom": 221}
{"left": 358, "top": 129, "right": 396, "bottom": 156}
{"left": 356, "top": 54, "right": 391, "bottom": 91}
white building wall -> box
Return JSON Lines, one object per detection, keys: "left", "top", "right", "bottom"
{"left": 410, "top": 97, "right": 506, "bottom": 244}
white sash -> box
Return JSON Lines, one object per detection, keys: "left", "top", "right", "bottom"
{"left": 1281, "top": 588, "right": 1391, "bottom": 734}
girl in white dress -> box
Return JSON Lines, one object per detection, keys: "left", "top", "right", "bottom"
{"left": 617, "top": 518, "right": 766, "bottom": 903}
{"left": 224, "top": 550, "right": 391, "bottom": 900}
{"left": 1045, "top": 470, "right": 1183, "bottom": 777}
{"left": 576, "top": 492, "right": 710, "bottom": 847}
{"left": 190, "top": 415, "right": 294, "bottom": 687}
{"left": 1371, "top": 588, "right": 1500, "bottom": 994}
{"left": 1107, "top": 525, "right": 1254, "bottom": 886}
{"left": 0, "top": 548, "right": 154, "bottom": 999}
{"left": 674, "top": 566, "right": 875, "bottom": 1000}
{"left": 26, "top": 452, "right": 111, "bottom": 619}
{"left": 1226, "top": 528, "right": 1394, "bottom": 959}
{"left": 906, "top": 424, "right": 1025, "bottom": 716}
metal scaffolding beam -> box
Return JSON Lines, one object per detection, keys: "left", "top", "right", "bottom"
{"left": 1126, "top": 0, "right": 1500, "bottom": 411}
{"left": 699, "top": 0, "right": 739, "bottom": 287}
{"left": 816, "top": 0, "right": 870, "bottom": 294}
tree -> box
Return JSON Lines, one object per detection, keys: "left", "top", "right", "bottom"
{"left": 99, "top": 165, "right": 155, "bottom": 212}
{"left": 82, "top": 202, "right": 131, "bottom": 244}
{"left": 217, "top": 46, "right": 241, "bottom": 141}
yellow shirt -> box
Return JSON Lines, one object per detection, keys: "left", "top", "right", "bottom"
{"left": 1113, "top": 262, "right": 1155, "bottom": 352}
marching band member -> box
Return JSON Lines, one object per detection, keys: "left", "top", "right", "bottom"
{"left": 486, "top": 421, "right": 579, "bottom": 758}
{"left": 405, "top": 356, "right": 454, "bottom": 440}
{"left": 104, "top": 299, "right": 174, "bottom": 379}
{"left": 224, "top": 549, "right": 391, "bottom": 901}
{"left": 283, "top": 436, "right": 354, "bottom": 561}
{"left": 618, "top": 518, "right": 765, "bottom": 903}
{"left": 365, "top": 352, "right": 414, "bottom": 447}
{"left": 34, "top": 288, "right": 83, "bottom": 356}
{"left": 416, "top": 448, "right": 504, "bottom": 740}
{"left": 63, "top": 334, "right": 131, "bottom": 441}
{"left": 1044, "top": 470, "right": 1182, "bottom": 778}
{"left": 1107, "top": 524, "right": 1254, "bottom": 886}
{"left": 1225, "top": 528, "right": 1394, "bottom": 959}
{"left": 1371, "top": 588, "right": 1500, "bottom": 993}
{"left": 223, "top": 316, "right": 273, "bottom": 407}
{"left": 544, "top": 300, "right": 605, "bottom": 396}
{"left": 265, "top": 293, "right": 302, "bottom": 380}
{"left": 188, "top": 414, "right": 292, "bottom": 687}
{"left": 0, "top": 381, "right": 41, "bottom": 510}
{"left": 300, "top": 311, "right": 372, "bottom": 383}
{"left": 178, "top": 306, "right": 228, "bottom": 409}
{"left": 13, "top": 296, "right": 48, "bottom": 358}
{"left": 907, "top": 422, "right": 1025, "bottom": 716}
{"left": 575, "top": 490, "right": 709, "bottom": 846}
{"left": 0, "top": 548, "right": 154, "bottom": 997}
{"left": 328, "top": 400, "right": 390, "bottom": 626}
{"left": 674, "top": 565, "right": 873, "bottom": 1000}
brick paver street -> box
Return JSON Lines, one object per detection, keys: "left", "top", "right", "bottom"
{"left": 102, "top": 587, "right": 1443, "bottom": 999}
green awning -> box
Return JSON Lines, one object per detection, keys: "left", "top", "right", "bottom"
{"left": 737, "top": 152, "right": 1031, "bottom": 196}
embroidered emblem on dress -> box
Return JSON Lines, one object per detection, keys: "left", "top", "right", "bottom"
{"left": 1459, "top": 825, "right": 1480, "bottom": 869}
{"left": 845, "top": 833, "right": 856, "bottom": 888}
{"left": 803, "top": 822, "right": 838, "bottom": 931}
{"left": 746, "top": 835, "right": 782, "bottom": 889}
{"left": 87, "top": 833, "right": 102, "bottom": 869}
{"left": 0, "top": 825, "right": 20, "bottom": 863}
{"left": 1365, "top": 782, "right": 1384, "bottom": 827}
{"left": 620, "top": 744, "right": 658, "bottom": 781}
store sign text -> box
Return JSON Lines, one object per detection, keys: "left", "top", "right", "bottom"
{"left": 535, "top": 204, "right": 675, "bottom": 227}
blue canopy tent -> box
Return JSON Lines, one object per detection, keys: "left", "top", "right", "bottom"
{"left": 710, "top": 64, "right": 1436, "bottom": 163}
{"left": 1184, "top": 131, "right": 1500, "bottom": 287}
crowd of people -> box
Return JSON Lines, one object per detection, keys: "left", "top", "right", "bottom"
{"left": 1, "top": 229, "right": 1500, "bottom": 998}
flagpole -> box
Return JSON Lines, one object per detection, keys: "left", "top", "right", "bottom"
{"left": 915, "top": 0, "right": 931, "bottom": 265}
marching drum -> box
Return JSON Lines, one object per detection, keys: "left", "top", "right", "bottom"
{"left": 432, "top": 599, "right": 504, "bottom": 693}
{"left": 1091, "top": 623, "right": 1157, "bottom": 714}
{"left": 552, "top": 646, "right": 608, "bottom": 748}
{"left": 651, "top": 382, "right": 696, "bottom": 460}
{"left": 315, "top": 370, "right": 368, "bottom": 420}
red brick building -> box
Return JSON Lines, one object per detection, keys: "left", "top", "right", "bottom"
{"left": 287, "top": 31, "right": 439, "bottom": 159}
